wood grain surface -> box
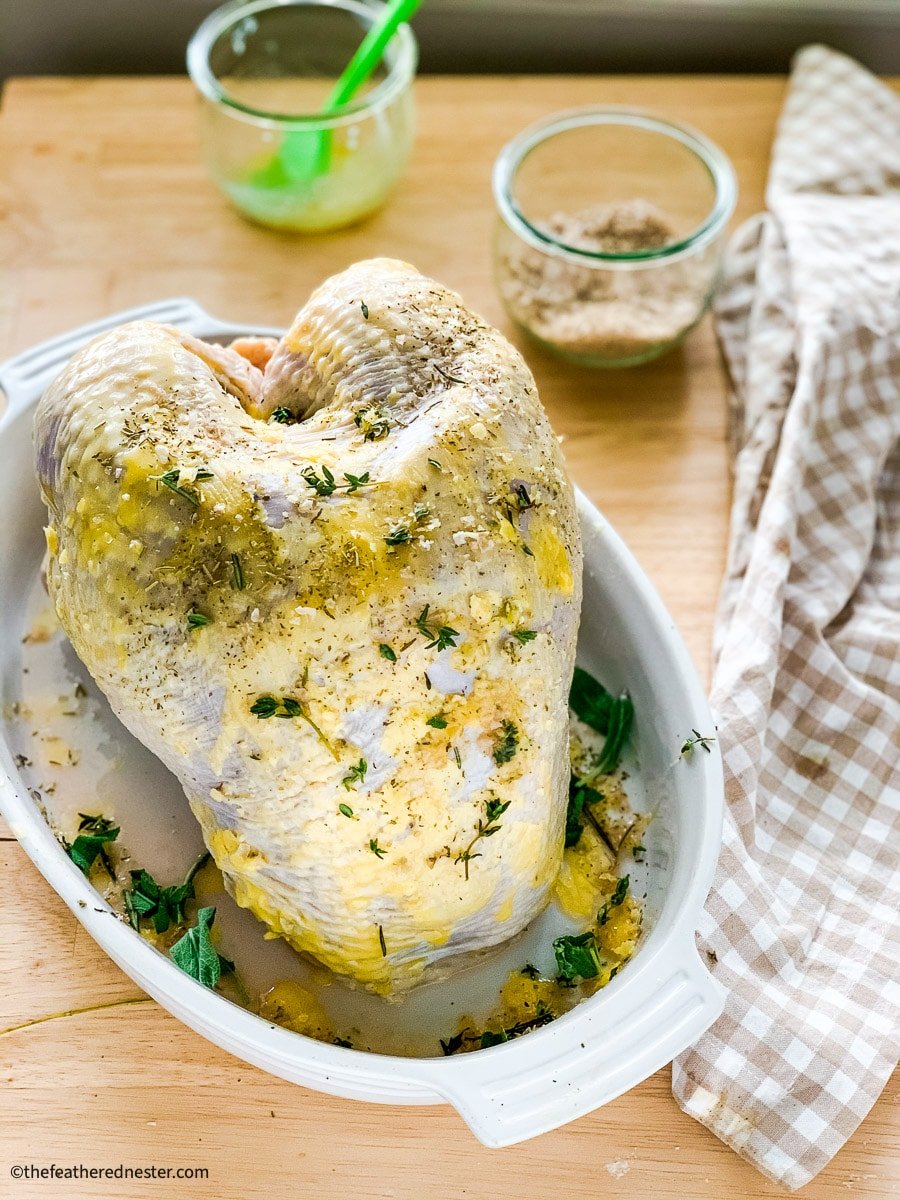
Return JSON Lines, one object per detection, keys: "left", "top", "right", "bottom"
{"left": 0, "top": 75, "right": 897, "bottom": 1199}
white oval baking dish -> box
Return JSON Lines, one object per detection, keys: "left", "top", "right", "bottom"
{"left": 0, "top": 300, "right": 724, "bottom": 1147}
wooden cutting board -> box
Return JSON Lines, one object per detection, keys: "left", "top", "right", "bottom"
{"left": 0, "top": 74, "right": 896, "bottom": 1199}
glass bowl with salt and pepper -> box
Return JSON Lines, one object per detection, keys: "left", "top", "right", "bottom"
{"left": 492, "top": 108, "right": 737, "bottom": 367}
{"left": 187, "top": 0, "right": 419, "bottom": 233}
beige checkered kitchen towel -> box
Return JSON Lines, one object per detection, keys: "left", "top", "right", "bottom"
{"left": 672, "top": 45, "right": 900, "bottom": 1190}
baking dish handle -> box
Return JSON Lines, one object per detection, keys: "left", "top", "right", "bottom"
{"left": 0, "top": 298, "right": 237, "bottom": 423}
{"left": 431, "top": 935, "right": 724, "bottom": 1148}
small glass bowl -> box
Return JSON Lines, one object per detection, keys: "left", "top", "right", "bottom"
{"left": 492, "top": 108, "right": 737, "bottom": 367}
{"left": 187, "top": 0, "right": 418, "bottom": 233}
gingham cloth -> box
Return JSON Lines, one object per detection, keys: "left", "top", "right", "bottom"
{"left": 672, "top": 46, "right": 900, "bottom": 1189}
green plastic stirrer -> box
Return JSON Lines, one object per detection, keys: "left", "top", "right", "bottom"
{"left": 253, "top": 0, "right": 422, "bottom": 189}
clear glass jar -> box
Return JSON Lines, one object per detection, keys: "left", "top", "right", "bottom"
{"left": 492, "top": 108, "right": 737, "bottom": 367}
{"left": 187, "top": 0, "right": 418, "bottom": 233}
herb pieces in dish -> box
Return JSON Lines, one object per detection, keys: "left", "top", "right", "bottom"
{"left": 169, "top": 906, "right": 233, "bottom": 989}
{"left": 65, "top": 813, "right": 119, "bottom": 875}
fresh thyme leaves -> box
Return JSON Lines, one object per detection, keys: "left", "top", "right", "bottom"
{"left": 231, "top": 552, "right": 245, "bottom": 590}
{"left": 150, "top": 468, "right": 213, "bottom": 507}
{"left": 66, "top": 813, "right": 119, "bottom": 875}
{"left": 456, "top": 796, "right": 510, "bottom": 879}
{"left": 414, "top": 605, "right": 459, "bottom": 651}
{"left": 344, "top": 471, "right": 370, "bottom": 494}
{"left": 598, "top": 875, "right": 630, "bottom": 926}
{"left": 342, "top": 759, "right": 367, "bottom": 790}
{"left": 426, "top": 714, "right": 448, "bottom": 729}
{"left": 269, "top": 407, "right": 296, "bottom": 424}
{"left": 187, "top": 610, "right": 210, "bottom": 629}
{"left": 511, "top": 482, "right": 535, "bottom": 511}
{"left": 433, "top": 362, "right": 464, "bottom": 385}
{"left": 427, "top": 458, "right": 442, "bottom": 471}
{"left": 249, "top": 694, "right": 329, "bottom": 752}
{"left": 370, "top": 838, "right": 386, "bottom": 859}
{"left": 303, "top": 465, "right": 372, "bottom": 497}
{"left": 378, "top": 643, "right": 398, "bottom": 662}
{"left": 354, "top": 405, "right": 391, "bottom": 442}
{"left": 553, "top": 931, "right": 603, "bottom": 982}
{"left": 453, "top": 745, "right": 463, "bottom": 770}
{"left": 360, "top": 300, "right": 369, "bottom": 320}
{"left": 385, "top": 504, "right": 430, "bottom": 547}
{"left": 512, "top": 629, "right": 537, "bottom": 644}
{"left": 521, "top": 963, "right": 541, "bottom": 979}
{"left": 338, "top": 803, "right": 354, "bottom": 819}
{"left": 564, "top": 775, "right": 605, "bottom": 849}
{"left": 302, "top": 465, "right": 337, "bottom": 497}
{"left": 385, "top": 525, "right": 412, "bottom": 546}
{"left": 440, "top": 1032, "right": 464, "bottom": 1056}
{"left": 169, "top": 906, "right": 232, "bottom": 989}
{"left": 378, "top": 924, "right": 387, "bottom": 955}
{"left": 681, "top": 729, "right": 716, "bottom": 756}
{"left": 124, "top": 852, "right": 210, "bottom": 934}
{"left": 569, "top": 667, "right": 634, "bottom": 775}
{"left": 492, "top": 720, "right": 519, "bottom": 766}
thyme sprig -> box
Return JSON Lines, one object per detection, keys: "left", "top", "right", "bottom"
{"left": 249, "top": 694, "right": 336, "bottom": 756}
{"left": 455, "top": 796, "right": 510, "bottom": 879}
{"left": 302, "top": 465, "right": 372, "bottom": 497}
{"left": 492, "top": 720, "right": 519, "bottom": 766}
{"left": 681, "top": 729, "right": 716, "bottom": 756}
{"left": 415, "top": 605, "right": 459, "bottom": 652}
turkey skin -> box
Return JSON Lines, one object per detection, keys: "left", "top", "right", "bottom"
{"left": 34, "top": 259, "right": 582, "bottom": 994}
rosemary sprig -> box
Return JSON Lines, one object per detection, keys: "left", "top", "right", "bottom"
{"left": 231, "top": 552, "right": 245, "bottom": 590}
{"left": 150, "top": 467, "right": 213, "bottom": 507}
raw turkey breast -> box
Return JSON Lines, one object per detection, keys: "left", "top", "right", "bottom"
{"left": 34, "top": 258, "right": 583, "bottom": 994}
